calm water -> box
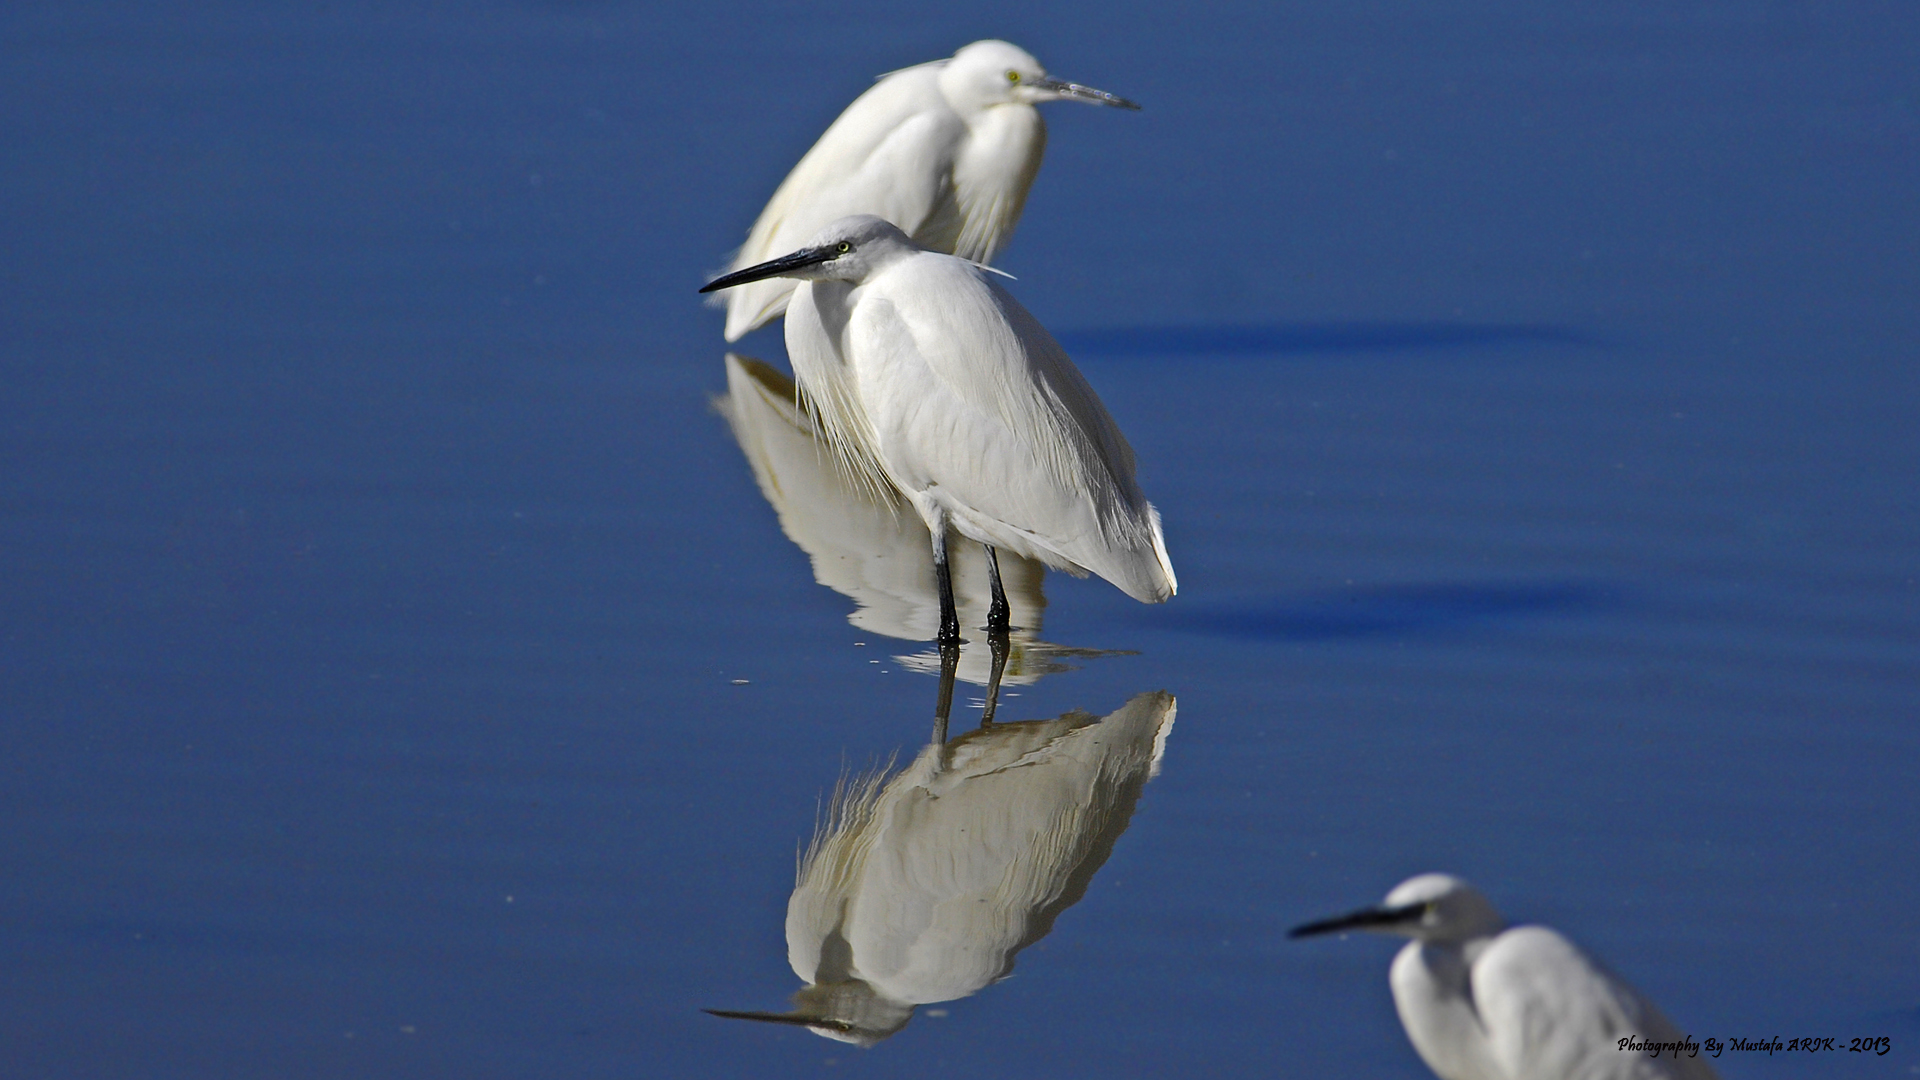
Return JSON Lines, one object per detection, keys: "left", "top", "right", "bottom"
{"left": 3, "top": 2, "right": 1917, "bottom": 1077}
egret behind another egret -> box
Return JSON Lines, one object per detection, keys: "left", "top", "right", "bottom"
{"left": 701, "top": 216, "right": 1174, "bottom": 647}
{"left": 1291, "top": 874, "right": 1719, "bottom": 1080}
{"left": 711, "top": 39, "right": 1139, "bottom": 342}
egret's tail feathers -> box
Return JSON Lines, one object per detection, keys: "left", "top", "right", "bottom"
{"left": 1100, "top": 501, "right": 1176, "bottom": 604}
{"left": 1144, "top": 502, "right": 1177, "bottom": 600}
{"left": 1059, "top": 501, "right": 1174, "bottom": 605}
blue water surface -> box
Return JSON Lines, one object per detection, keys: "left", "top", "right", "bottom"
{"left": 3, "top": 2, "right": 1917, "bottom": 1077}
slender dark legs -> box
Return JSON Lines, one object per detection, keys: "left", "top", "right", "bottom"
{"left": 929, "top": 537, "right": 1013, "bottom": 739}
{"left": 983, "top": 545, "right": 1011, "bottom": 636}
{"left": 936, "top": 537, "right": 1012, "bottom": 645}
{"left": 978, "top": 544, "right": 1011, "bottom": 724}
{"left": 933, "top": 528, "right": 961, "bottom": 650}
{"left": 929, "top": 530, "right": 1012, "bottom": 742}
{"left": 932, "top": 521, "right": 961, "bottom": 745}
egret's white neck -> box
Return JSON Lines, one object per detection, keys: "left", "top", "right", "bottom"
{"left": 1391, "top": 939, "right": 1505, "bottom": 1080}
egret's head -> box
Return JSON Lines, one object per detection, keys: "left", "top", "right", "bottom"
{"left": 699, "top": 215, "right": 916, "bottom": 293}
{"left": 704, "top": 979, "right": 914, "bottom": 1048}
{"left": 941, "top": 40, "right": 1140, "bottom": 112}
{"left": 1289, "top": 873, "right": 1507, "bottom": 945}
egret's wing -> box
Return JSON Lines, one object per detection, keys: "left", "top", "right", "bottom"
{"left": 854, "top": 256, "right": 1174, "bottom": 600}
{"left": 721, "top": 66, "right": 960, "bottom": 340}
{"left": 1477, "top": 927, "right": 1720, "bottom": 1080}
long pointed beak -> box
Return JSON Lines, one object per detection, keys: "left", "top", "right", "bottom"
{"left": 699, "top": 246, "right": 837, "bottom": 293}
{"left": 702, "top": 1008, "right": 855, "bottom": 1033}
{"left": 1289, "top": 902, "right": 1426, "bottom": 939}
{"left": 1036, "top": 76, "right": 1141, "bottom": 110}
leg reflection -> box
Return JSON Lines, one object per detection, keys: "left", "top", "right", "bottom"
{"left": 978, "top": 629, "right": 1009, "bottom": 726}
{"left": 931, "top": 638, "right": 959, "bottom": 746}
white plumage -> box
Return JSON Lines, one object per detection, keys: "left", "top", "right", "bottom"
{"left": 702, "top": 216, "right": 1175, "bottom": 639}
{"left": 707, "top": 690, "right": 1176, "bottom": 1045}
{"left": 712, "top": 39, "right": 1139, "bottom": 342}
{"left": 1292, "top": 874, "right": 1720, "bottom": 1080}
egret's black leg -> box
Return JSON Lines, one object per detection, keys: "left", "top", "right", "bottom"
{"left": 932, "top": 632, "right": 959, "bottom": 745}
{"left": 983, "top": 544, "right": 1012, "bottom": 635}
{"left": 934, "top": 530, "right": 961, "bottom": 649}
{"left": 978, "top": 626, "right": 1009, "bottom": 727}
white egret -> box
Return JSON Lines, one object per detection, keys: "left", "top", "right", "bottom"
{"left": 1291, "top": 874, "right": 1719, "bottom": 1080}
{"left": 712, "top": 39, "right": 1139, "bottom": 342}
{"left": 715, "top": 352, "right": 1121, "bottom": 685}
{"left": 707, "top": 690, "right": 1176, "bottom": 1045}
{"left": 701, "top": 216, "right": 1176, "bottom": 647}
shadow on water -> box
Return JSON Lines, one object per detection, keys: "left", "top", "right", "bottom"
{"left": 1054, "top": 321, "right": 1594, "bottom": 359}
{"left": 1173, "top": 582, "right": 1615, "bottom": 641}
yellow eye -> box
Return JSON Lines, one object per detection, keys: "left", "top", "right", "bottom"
{"left": 1006, "top": 70, "right": 1020, "bottom": 83}
{"left": 836, "top": 241, "right": 852, "bottom": 254}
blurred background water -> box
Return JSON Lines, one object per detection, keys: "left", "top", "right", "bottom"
{"left": 2, "top": 1, "right": 1917, "bottom": 1076}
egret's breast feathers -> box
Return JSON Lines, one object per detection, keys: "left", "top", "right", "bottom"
{"left": 950, "top": 106, "right": 1045, "bottom": 264}
{"left": 785, "top": 283, "right": 897, "bottom": 504}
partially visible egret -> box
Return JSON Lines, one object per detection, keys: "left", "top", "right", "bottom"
{"left": 712, "top": 39, "right": 1139, "bottom": 342}
{"left": 706, "top": 690, "right": 1176, "bottom": 1045}
{"left": 715, "top": 352, "right": 1122, "bottom": 685}
{"left": 1291, "top": 874, "right": 1719, "bottom": 1080}
{"left": 701, "top": 216, "right": 1176, "bottom": 647}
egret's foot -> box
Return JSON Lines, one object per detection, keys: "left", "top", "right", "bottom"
{"left": 985, "top": 602, "right": 1011, "bottom": 634}
{"left": 983, "top": 544, "right": 1012, "bottom": 636}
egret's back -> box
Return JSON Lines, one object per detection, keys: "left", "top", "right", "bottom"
{"left": 1476, "top": 927, "right": 1720, "bottom": 1080}
{"left": 718, "top": 64, "right": 959, "bottom": 341}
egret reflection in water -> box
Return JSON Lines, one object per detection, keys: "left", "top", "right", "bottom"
{"left": 706, "top": 688, "right": 1176, "bottom": 1046}
{"left": 716, "top": 353, "right": 1122, "bottom": 685}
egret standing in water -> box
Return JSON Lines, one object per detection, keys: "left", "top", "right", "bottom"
{"left": 716, "top": 352, "right": 1121, "bottom": 688}
{"left": 701, "top": 216, "right": 1175, "bottom": 647}
{"left": 1290, "top": 874, "right": 1719, "bottom": 1080}
{"left": 712, "top": 40, "right": 1139, "bottom": 342}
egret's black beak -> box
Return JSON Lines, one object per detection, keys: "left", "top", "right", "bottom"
{"left": 1289, "top": 902, "right": 1427, "bottom": 939}
{"left": 1037, "top": 77, "right": 1141, "bottom": 110}
{"left": 702, "top": 1008, "right": 855, "bottom": 1033}
{"left": 699, "top": 246, "right": 838, "bottom": 293}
